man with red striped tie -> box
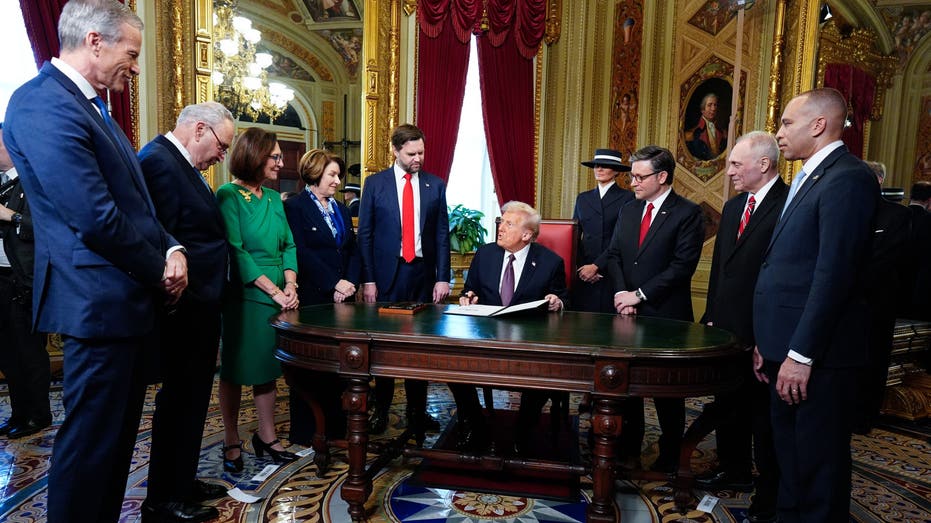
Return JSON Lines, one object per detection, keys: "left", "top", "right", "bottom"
{"left": 602, "top": 144, "right": 704, "bottom": 473}
{"left": 699, "top": 131, "right": 787, "bottom": 523}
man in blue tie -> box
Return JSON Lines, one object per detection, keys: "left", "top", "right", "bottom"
{"left": 137, "top": 102, "right": 235, "bottom": 522}
{"left": 3, "top": 1, "right": 187, "bottom": 521}
{"left": 753, "top": 88, "right": 877, "bottom": 522}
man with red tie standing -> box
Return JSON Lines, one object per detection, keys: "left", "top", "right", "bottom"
{"left": 602, "top": 145, "right": 704, "bottom": 472}
{"left": 357, "top": 124, "right": 451, "bottom": 440}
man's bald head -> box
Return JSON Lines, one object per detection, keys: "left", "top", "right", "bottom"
{"left": 796, "top": 88, "right": 848, "bottom": 137}
{"left": 776, "top": 88, "right": 849, "bottom": 162}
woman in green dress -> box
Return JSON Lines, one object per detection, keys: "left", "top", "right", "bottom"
{"left": 216, "top": 127, "right": 300, "bottom": 471}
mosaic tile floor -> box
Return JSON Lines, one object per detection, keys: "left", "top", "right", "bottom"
{"left": 0, "top": 378, "right": 929, "bottom": 522}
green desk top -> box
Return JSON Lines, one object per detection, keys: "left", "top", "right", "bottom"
{"left": 274, "top": 303, "right": 738, "bottom": 359}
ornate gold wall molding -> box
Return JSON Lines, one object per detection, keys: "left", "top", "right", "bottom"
{"left": 777, "top": 0, "right": 820, "bottom": 178}
{"left": 765, "top": 0, "right": 786, "bottom": 134}
{"left": 545, "top": 0, "right": 562, "bottom": 45}
{"left": 361, "top": 0, "right": 401, "bottom": 181}
{"left": 155, "top": 0, "right": 192, "bottom": 133}
{"left": 816, "top": 21, "right": 898, "bottom": 122}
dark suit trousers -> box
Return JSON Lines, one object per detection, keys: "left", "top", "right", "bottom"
{"left": 0, "top": 271, "right": 51, "bottom": 425}
{"left": 374, "top": 258, "right": 431, "bottom": 420}
{"left": 146, "top": 298, "right": 221, "bottom": 502}
{"left": 48, "top": 335, "right": 149, "bottom": 523}
{"left": 618, "top": 397, "right": 684, "bottom": 462}
{"left": 764, "top": 360, "right": 857, "bottom": 523}
{"left": 712, "top": 360, "right": 779, "bottom": 506}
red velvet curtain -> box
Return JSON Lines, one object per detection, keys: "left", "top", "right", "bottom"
{"left": 824, "top": 63, "right": 876, "bottom": 159}
{"left": 478, "top": 32, "right": 536, "bottom": 205}
{"left": 19, "top": 0, "right": 137, "bottom": 147}
{"left": 416, "top": 17, "right": 472, "bottom": 182}
{"left": 417, "top": 0, "right": 545, "bottom": 203}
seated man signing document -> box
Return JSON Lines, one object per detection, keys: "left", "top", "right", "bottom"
{"left": 451, "top": 201, "right": 568, "bottom": 454}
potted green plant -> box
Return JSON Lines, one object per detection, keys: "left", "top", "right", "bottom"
{"left": 447, "top": 204, "right": 488, "bottom": 298}
{"left": 448, "top": 204, "right": 487, "bottom": 253}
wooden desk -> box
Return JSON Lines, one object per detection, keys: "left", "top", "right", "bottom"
{"left": 272, "top": 303, "right": 740, "bottom": 522}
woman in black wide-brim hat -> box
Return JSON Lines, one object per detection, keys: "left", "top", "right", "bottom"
{"left": 572, "top": 148, "right": 634, "bottom": 313}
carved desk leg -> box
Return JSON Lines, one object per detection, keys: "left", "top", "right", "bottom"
{"left": 341, "top": 376, "right": 372, "bottom": 521}
{"left": 589, "top": 398, "right": 622, "bottom": 522}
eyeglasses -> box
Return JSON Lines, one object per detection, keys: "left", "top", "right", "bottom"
{"left": 206, "top": 126, "right": 229, "bottom": 153}
{"left": 628, "top": 171, "right": 661, "bottom": 184}
{"left": 268, "top": 154, "right": 283, "bottom": 163}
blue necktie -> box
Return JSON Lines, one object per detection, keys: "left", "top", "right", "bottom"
{"left": 781, "top": 169, "right": 808, "bottom": 218}
{"left": 91, "top": 96, "right": 118, "bottom": 136}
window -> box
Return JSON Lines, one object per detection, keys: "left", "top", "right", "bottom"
{"left": 446, "top": 36, "right": 499, "bottom": 240}
{"left": 0, "top": 3, "right": 39, "bottom": 119}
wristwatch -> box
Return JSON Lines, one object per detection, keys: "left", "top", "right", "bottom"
{"left": 10, "top": 212, "right": 23, "bottom": 225}
{"left": 634, "top": 288, "right": 646, "bottom": 301}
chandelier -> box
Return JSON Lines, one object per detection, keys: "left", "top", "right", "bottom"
{"left": 212, "top": 0, "right": 295, "bottom": 121}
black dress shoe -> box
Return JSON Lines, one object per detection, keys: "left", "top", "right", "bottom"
{"left": 251, "top": 433, "right": 298, "bottom": 463}
{"left": 695, "top": 470, "right": 754, "bottom": 492}
{"left": 0, "top": 419, "right": 20, "bottom": 437}
{"left": 424, "top": 412, "right": 441, "bottom": 431}
{"left": 188, "top": 480, "right": 227, "bottom": 503}
{"left": 747, "top": 503, "right": 778, "bottom": 523}
{"left": 455, "top": 417, "right": 487, "bottom": 453}
{"left": 649, "top": 453, "right": 679, "bottom": 474}
{"left": 369, "top": 410, "right": 389, "bottom": 435}
{"left": 7, "top": 419, "right": 51, "bottom": 439}
{"left": 141, "top": 500, "right": 219, "bottom": 522}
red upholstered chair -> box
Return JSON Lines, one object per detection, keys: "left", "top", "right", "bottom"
{"left": 534, "top": 219, "right": 579, "bottom": 292}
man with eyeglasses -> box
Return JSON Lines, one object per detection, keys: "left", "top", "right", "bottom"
{"left": 136, "top": 101, "right": 235, "bottom": 522}
{"left": 602, "top": 144, "right": 704, "bottom": 474}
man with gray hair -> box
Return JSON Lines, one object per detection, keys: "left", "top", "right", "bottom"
{"left": 699, "top": 131, "right": 787, "bottom": 522}
{"left": 137, "top": 101, "right": 235, "bottom": 522}
{"left": 454, "top": 201, "right": 568, "bottom": 453}
{"left": 3, "top": 1, "right": 187, "bottom": 521}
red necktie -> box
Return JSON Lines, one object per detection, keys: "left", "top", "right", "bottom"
{"left": 638, "top": 202, "right": 654, "bottom": 247}
{"left": 402, "top": 173, "right": 415, "bottom": 262}
{"left": 737, "top": 194, "right": 756, "bottom": 239}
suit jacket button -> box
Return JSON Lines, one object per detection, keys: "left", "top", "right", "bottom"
{"left": 762, "top": 262, "right": 768, "bottom": 268}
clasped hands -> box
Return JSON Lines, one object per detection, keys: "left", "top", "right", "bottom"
{"left": 577, "top": 264, "right": 603, "bottom": 283}
{"left": 333, "top": 279, "right": 356, "bottom": 303}
{"left": 613, "top": 290, "right": 641, "bottom": 315}
{"left": 161, "top": 250, "right": 188, "bottom": 304}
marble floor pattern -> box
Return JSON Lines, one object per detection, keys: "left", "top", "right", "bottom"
{"left": 0, "top": 377, "right": 929, "bottom": 522}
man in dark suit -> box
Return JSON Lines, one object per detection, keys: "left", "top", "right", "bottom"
{"left": 853, "top": 162, "right": 911, "bottom": 435}
{"left": 137, "top": 102, "right": 235, "bottom": 522}
{"left": 574, "top": 148, "right": 634, "bottom": 313}
{"left": 340, "top": 183, "right": 361, "bottom": 218}
{"left": 0, "top": 123, "right": 52, "bottom": 440}
{"left": 357, "top": 123, "right": 451, "bottom": 438}
{"left": 699, "top": 131, "right": 787, "bottom": 523}
{"left": 603, "top": 145, "right": 704, "bottom": 472}
{"left": 753, "top": 88, "right": 877, "bottom": 523}
{"left": 455, "top": 201, "right": 568, "bottom": 452}
{"left": 3, "top": 2, "right": 188, "bottom": 521}
{"left": 906, "top": 182, "right": 931, "bottom": 322}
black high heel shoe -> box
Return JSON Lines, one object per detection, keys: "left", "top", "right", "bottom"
{"left": 221, "top": 441, "right": 244, "bottom": 472}
{"left": 251, "top": 432, "right": 298, "bottom": 463}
